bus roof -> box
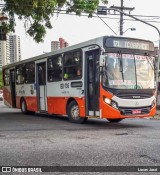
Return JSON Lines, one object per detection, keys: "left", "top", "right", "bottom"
{"left": 2, "top": 35, "right": 154, "bottom": 69}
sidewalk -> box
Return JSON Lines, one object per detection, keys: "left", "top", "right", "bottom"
{"left": 154, "top": 109, "right": 160, "bottom": 119}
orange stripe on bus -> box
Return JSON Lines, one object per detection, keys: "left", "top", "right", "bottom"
{"left": 16, "top": 96, "right": 37, "bottom": 112}
{"left": 3, "top": 86, "right": 12, "bottom": 107}
{"left": 47, "top": 97, "right": 85, "bottom": 116}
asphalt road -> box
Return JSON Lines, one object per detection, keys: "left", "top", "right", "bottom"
{"left": 0, "top": 101, "right": 160, "bottom": 174}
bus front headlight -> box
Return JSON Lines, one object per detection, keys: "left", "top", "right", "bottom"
{"left": 103, "top": 97, "right": 119, "bottom": 110}
{"left": 151, "top": 99, "right": 156, "bottom": 108}
{"left": 104, "top": 97, "right": 111, "bottom": 105}
{"left": 111, "top": 100, "right": 119, "bottom": 110}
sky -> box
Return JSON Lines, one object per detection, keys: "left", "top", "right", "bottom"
{"left": 13, "top": 0, "right": 160, "bottom": 60}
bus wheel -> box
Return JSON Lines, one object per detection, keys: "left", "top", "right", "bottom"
{"left": 20, "top": 99, "right": 28, "bottom": 114}
{"left": 107, "top": 119, "right": 123, "bottom": 123}
{"left": 67, "top": 101, "right": 87, "bottom": 124}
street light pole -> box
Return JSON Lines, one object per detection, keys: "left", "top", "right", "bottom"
{"left": 106, "top": 7, "right": 160, "bottom": 92}
{"left": 123, "top": 27, "right": 136, "bottom": 34}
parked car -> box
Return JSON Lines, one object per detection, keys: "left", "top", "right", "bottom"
{"left": 0, "top": 90, "right": 3, "bottom": 101}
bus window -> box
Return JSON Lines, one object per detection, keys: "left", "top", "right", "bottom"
{"left": 47, "top": 55, "right": 62, "bottom": 82}
{"left": 16, "top": 64, "right": 25, "bottom": 84}
{"left": 3, "top": 69, "right": 10, "bottom": 85}
{"left": 63, "top": 50, "right": 82, "bottom": 80}
{"left": 25, "top": 62, "right": 35, "bottom": 84}
{"left": 38, "top": 64, "right": 46, "bottom": 85}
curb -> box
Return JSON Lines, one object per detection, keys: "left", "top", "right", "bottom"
{"left": 153, "top": 115, "right": 160, "bottom": 120}
{"left": 154, "top": 110, "right": 160, "bottom": 119}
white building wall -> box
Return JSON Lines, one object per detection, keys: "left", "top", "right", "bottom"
{"left": 51, "top": 41, "right": 60, "bottom": 51}
{"left": 0, "top": 16, "right": 10, "bottom": 70}
{"left": 9, "top": 35, "right": 21, "bottom": 63}
{"left": 0, "top": 35, "right": 10, "bottom": 70}
{"left": 0, "top": 34, "right": 22, "bottom": 70}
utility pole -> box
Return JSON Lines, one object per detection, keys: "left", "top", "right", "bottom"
{"left": 110, "top": 0, "right": 134, "bottom": 35}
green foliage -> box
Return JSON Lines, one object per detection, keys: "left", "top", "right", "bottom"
{"left": 2, "top": 0, "right": 108, "bottom": 43}
{"left": 0, "top": 70, "right": 2, "bottom": 90}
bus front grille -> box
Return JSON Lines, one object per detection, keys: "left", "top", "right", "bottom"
{"left": 119, "top": 106, "right": 151, "bottom": 116}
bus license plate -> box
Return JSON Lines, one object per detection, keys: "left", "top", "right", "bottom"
{"left": 132, "top": 109, "right": 141, "bottom": 114}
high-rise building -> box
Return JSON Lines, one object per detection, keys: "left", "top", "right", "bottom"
{"left": 51, "top": 37, "right": 69, "bottom": 52}
{"left": 9, "top": 35, "right": 21, "bottom": 63}
{"left": 0, "top": 34, "right": 21, "bottom": 70}
{"left": 51, "top": 41, "right": 60, "bottom": 52}
{"left": 0, "top": 34, "right": 10, "bottom": 70}
{"left": 0, "top": 15, "right": 9, "bottom": 70}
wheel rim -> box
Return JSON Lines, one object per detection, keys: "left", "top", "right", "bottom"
{"left": 71, "top": 105, "right": 80, "bottom": 120}
{"left": 21, "top": 101, "right": 26, "bottom": 112}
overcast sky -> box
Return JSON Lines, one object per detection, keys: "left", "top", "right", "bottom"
{"left": 13, "top": 0, "right": 160, "bottom": 60}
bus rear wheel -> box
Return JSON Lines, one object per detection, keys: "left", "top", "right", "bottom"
{"left": 107, "top": 118, "right": 123, "bottom": 123}
{"left": 67, "top": 101, "right": 87, "bottom": 124}
{"left": 20, "top": 99, "right": 28, "bottom": 114}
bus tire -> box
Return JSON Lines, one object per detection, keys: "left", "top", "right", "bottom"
{"left": 107, "top": 118, "right": 123, "bottom": 123}
{"left": 67, "top": 101, "right": 87, "bottom": 124}
{"left": 20, "top": 99, "right": 28, "bottom": 114}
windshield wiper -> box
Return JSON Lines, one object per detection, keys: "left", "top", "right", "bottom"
{"left": 118, "top": 50, "right": 124, "bottom": 82}
{"left": 133, "top": 54, "right": 138, "bottom": 89}
{"left": 145, "top": 54, "right": 154, "bottom": 71}
{"left": 145, "top": 55, "right": 156, "bottom": 83}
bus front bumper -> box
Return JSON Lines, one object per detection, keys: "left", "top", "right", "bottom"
{"left": 101, "top": 103, "right": 156, "bottom": 119}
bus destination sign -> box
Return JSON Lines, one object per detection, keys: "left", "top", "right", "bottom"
{"left": 105, "top": 38, "right": 154, "bottom": 51}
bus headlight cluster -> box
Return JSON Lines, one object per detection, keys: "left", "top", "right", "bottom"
{"left": 111, "top": 101, "right": 119, "bottom": 110}
{"left": 103, "top": 97, "right": 119, "bottom": 110}
{"left": 151, "top": 99, "right": 156, "bottom": 108}
{"left": 104, "top": 97, "right": 111, "bottom": 105}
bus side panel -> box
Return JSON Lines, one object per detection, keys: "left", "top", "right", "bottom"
{"left": 16, "top": 96, "right": 21, "bottom": 108}
{"left": 3, "top": 86, "right": 12, "bottom": 107}
{"left": 76, "top": 97, "right": 86, "bottom": 117}
{"left": 47, "top": 79, "right": 85, "bottom": 116}
{"left": 47, "top": 97, "right": 67, "bottom": 115}
{"left": 47, "top": 97, "right": 86, "bottom": 116}
{"left": 16, "top": 96, "right": 37, "bottom": 111}
{"left": 26, "top": 96, "right": 38, "bottom": 111}
{"left": 16, "top": 84, "right": 37, "bottom": 112}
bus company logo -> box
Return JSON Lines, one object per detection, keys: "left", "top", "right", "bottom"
{"left": 135, "top": 102, "right": 139, "bottom": 106}
{"left": 60, "top": 83, "right": 64, "bottom": 89}
{"left": 19, "top": 86, "right": 25, "bottom": 95}
{"left": 133, "top": 96, "right": 141, "bottom": 99}
{"left": 30, "top": 85, "right": 34, "bottom": 94}
{"left": 2, "top": 167, "right": 11, "bottom": 172}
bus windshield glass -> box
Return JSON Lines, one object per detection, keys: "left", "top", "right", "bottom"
{"left": 102, "top": 53, "right": 155, "bottom": 89}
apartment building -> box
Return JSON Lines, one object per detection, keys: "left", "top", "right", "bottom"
{"left": 9, "top": 35, "right": 21, "bottom": 63}
{"left": 51, "top": 37, "right": 69, "bottom": 52}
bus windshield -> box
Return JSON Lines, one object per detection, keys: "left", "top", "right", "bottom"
{"left": 102, "top": 53, "right": 155, "bottom": 89}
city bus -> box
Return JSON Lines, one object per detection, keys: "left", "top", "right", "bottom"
{"left": 2, "top": 36, "right": 156, "bottom": 123}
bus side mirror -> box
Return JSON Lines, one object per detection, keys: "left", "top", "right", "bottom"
{"left": 99, "top": 55, "right": 105, "bottom": 67}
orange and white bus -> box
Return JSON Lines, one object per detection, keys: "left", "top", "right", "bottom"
{"left": 2, "top": 36, "right": 156, "bottom": 123}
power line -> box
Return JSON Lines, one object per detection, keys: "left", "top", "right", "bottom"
{"left": 110, "top": 0, "right": 135, "bottom": 35}
{"left": 95, "top": 13, "right": 117, "bottom": 35}
{"left": 55, "top": 11, "right": 117, "bottom": 35}
{"left": 1, "top": 3, "right": 160, "bottom": 21}
{"left": 1, "top": 3, "right": 160, "bottom": 28}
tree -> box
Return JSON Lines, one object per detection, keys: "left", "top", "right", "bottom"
{"left": 2, "top": 0, "right": 108, "bottom": 43}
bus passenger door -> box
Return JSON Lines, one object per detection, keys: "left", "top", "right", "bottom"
{"left": 85, "top": 49, "right": 100, "bottom": 116}
{"left": 36, "top": 62, "right": 47, "bottom": 111}
{"left": 10, "top": 69, "right": 16, "bottom": 108}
